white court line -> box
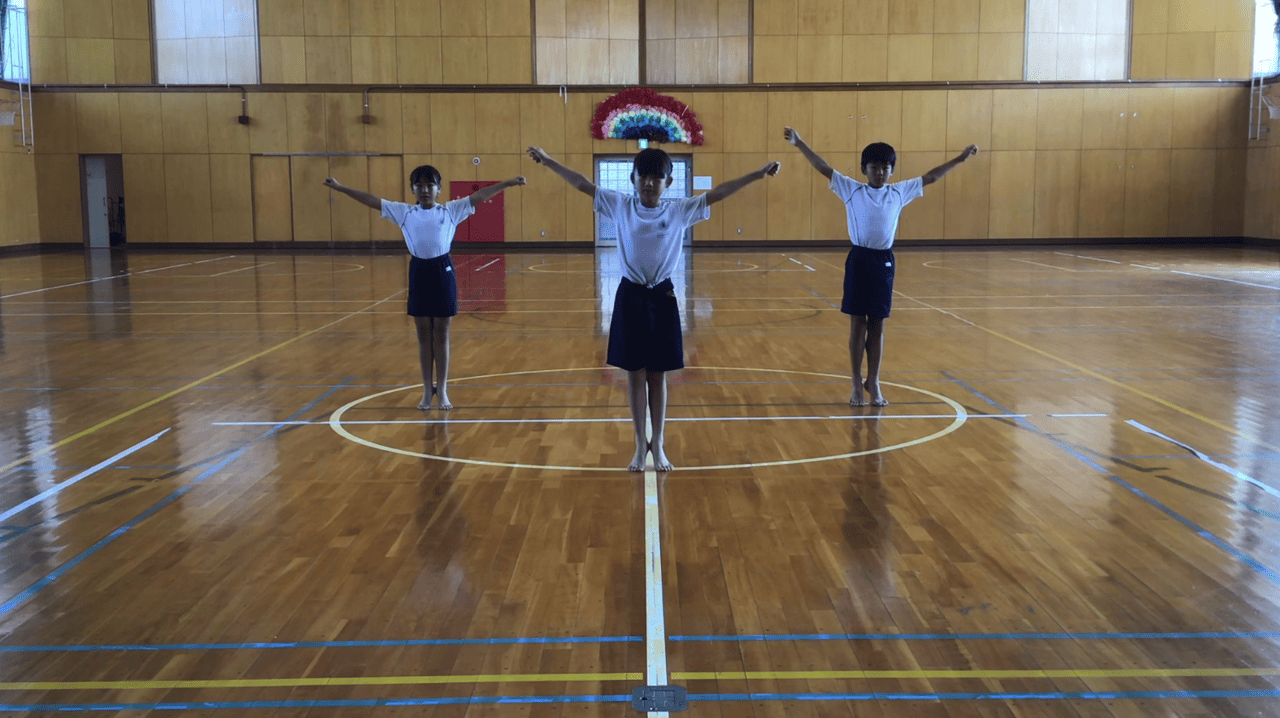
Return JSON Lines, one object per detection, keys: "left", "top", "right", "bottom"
{"left": 474, "top": 258, "right": 501, "bottom": 271}
{"left": 1170, "top": 270, "right": 1279, "bottom": 290}
{"left": 644, "top": 466, "right": 668, "bottom": 715}
{"left": 0, "top": 429, "right": 170, "bottom": 523}
{"left": 1048, "top": 413, "right": 1109, "bottom": 418}
{"left": 209, "top": 262, "right": 275, "bottom": 277}
{"left": 786, "top": 256, "right": 816, "bottom": 271}
{"left": 213, "top": 413, "right": 1071, "bottom": 427}
{"left": 1010, "top": 258, "right": 1078, "bottom": 272}
{"left": 0, "top": 257, "right": 236, "bottom": 299}
{"left": 1131, "top": 263, "right": 1163, "bottom": 270}
{"left": 1127, "top": 420, "right": 1280, "bottom": 500}
{"left": 1053, "top": 252, "right": 1123, "bottom": 264}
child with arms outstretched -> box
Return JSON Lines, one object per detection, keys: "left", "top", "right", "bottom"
{"left": 527, "top": 146, "right": 779, "bottom": 471}
{"left": 785, "top": 127, "right": 976, "bottom": 406}
{"left": 324, "top": 166, "right": 525, "bottom": 409}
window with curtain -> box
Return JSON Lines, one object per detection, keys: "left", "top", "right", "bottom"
{"left": 1, "top": 0, "right": 31, "bottom": 83}
{"left": 1026, "top": 0, "right": 1129, "bottom": 80}
{"left": 1257, "top": 0, "right": 1280, "bottom": 75}
{"left": 154, "top": 0, "right": 259, "bottom": 84}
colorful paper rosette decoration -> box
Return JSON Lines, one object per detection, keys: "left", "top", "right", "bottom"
{"left": 591, "top": 88, "right": 705, "bottom": 146}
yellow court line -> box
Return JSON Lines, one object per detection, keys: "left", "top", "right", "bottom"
{"left": 0, "top": 291, "right": 405, "bottom": 475}
{"left": 6, "top": 668, "right": 1277, "bottom": 691}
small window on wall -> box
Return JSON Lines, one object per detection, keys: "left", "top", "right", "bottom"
{"left": 154, "top": 0, "right": 259, "bottom": 84}
{"left": 1, "top": 0, "right": 30, "bottom": 82}
{"left": 1258, "top": 0, "right": 1280, "bottom": 76}
{"left": 1026, "top": 0, "right": 1129, "bottom": 80}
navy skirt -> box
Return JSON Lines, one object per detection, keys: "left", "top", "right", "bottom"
{"left": 407, "top": 254, "right": 458, "bottom": 317}
{"left": 607, "top": 277, "right": 684, "bottom": 372}
{"left": 841, "top": 246, "right": 895, "bottom": 318}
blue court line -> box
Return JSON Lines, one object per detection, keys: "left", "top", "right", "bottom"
{"left": 6, "top": 631, "right": 1278, "bottom": 654}
{"left": 944, "top": 374, "right": 1280, "bottom": 587}
{"left": 0, "top": 380, "right": 353, "bottom": 618}
{"left": 3, "top": 690, "right": 1277, "bottom": 711}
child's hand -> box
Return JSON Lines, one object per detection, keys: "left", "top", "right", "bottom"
{"left": 323, "top": 177, "right": 342, "bottom": 188}
{"left": 961, "top": 145, "right": 979, "bottom": 160}
{"left": 783, "top": 127, "right": 801, "bottom": 146}
{"left": 510, "top": 176, "right": 528, "bottom": 186}
{"left": 527, "top": 146, "right": 550, "bottom": 164}
{"left": 762, "top": 161, "right": 781, "bottom": 177}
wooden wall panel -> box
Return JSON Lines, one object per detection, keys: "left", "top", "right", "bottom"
{"left": 31, "top": 37, "right": 69, "bottom": 83}
{"left": 401, "top": 94, "right": 433, "bottom": 154}
{"left": 475, "top": 94, "right": 523, "bottom": 154}
{"left": 845, "top": 0, "right": 888, "bottom": 34}
{"left": 560, "top": 154, "right": 594, "bottom": 241}
{"left": 723, "top": 94, "right": 768, "bottom": 153}
{"left": 304, "top": 0, "right": 352, "bottom": 36}
{"left": 766, "top": 151, "right": 812, "bottom": 240}
{"left": 900, "top": 91, "right": 947, "bottom": 152}
{"left": 942, "top": 151, "right": 989, "bottom": 238}
{"left": 1214, "top": 147, "right": 1246, "bottom": 236}
{"left": 990, "top": 89, "right": 1037, "bottom": 150}
{"left": 369, "top": 155, "right": 406, "bottom": 241}
{"left": 65, "top": 40, "right": 117, "bottom": 84}
{"left": 843, "top": 35, "right": 888, "bottom": 81}
{"left": 352, "top": 37, "right": 400, "bottom": 84}
{"left": 394, "top": 0, "right": 443, "bottom": 37}
{"left": 798, "top": 0, "right": 842, "bottom": 35}
{"left": 441, "top": 37, "right": 490, "bottom": 84}
{"left": 519, "top": 151, "right": 567, "bottom": 239}
{"left": 365, "top": 94, "right": 405, "bottom": 154}
{"left": 248, "top": 94, "right": 290, "bottom": 154}
{"left": 1033, "top": 150, "right": 1080, "bottom": 238}
{"left": 479, "top": 153, "right": 523, "bottom": 241}
{"left": 164, "top": 155, "right": 214, "bottom": 243}
{"left": 1167, "top": 149, "right": 1216, "bottom": 237}
{"left": 677, "top": 38, "right": 722, "bottom": 83}
{"left": 114, "top": 40, "right": 152, "bottom": 83}
{"left": 932, "top": 34, "right": 979, "bottom": 81}
{"left": 753, "top": 36, "right": 799, "bottom": 83}
{"left": 893, "top": 151, "right": 944, "bottom": 239}
{"left": 889, "top": 0, "right": 933, "bottom": 34}
{"left": 328, "top": 155, "right": 371, "bottom": 241}
{"left": 396, "top": 37, "right": 444, "bottom": 83}
{"left": 431, "top": 94, "right": 477, "bottom": 155}
{"left": 1078, "top": 150, "right": 1127, "bottom": 237}
{"left": 755, "top": 0, "right": 798, "bottom": 36}
{"left": 351, "top": 0, "right": 397, "bottom": 35}
{"left": 811, "top": 92, "right": 860, "bottom": 153}
{"left": 1123, "top": 149, "right": 1171, "bottom": 237}
{"left": 796, "top": 35, "right": 843, "bottom": 82}
{"left": 161, "top": 94, "right": 211, "bottom": 154}
{"left": 987, "top": 150, "right": 1034, "bottom": 238}
{"left": 1127, "top": 89, "right": 1174, "bottom": 149}
{"left": 977, "top": 33, "right": 1023, "bottom": 81}
{"left": 261, "top": 37, "right": 309, "bottom": 83}
{"left": 1171, "top": 88, "right": 1220, "bottom": 148}
{"left": 123, "top": 154, "right": 169, "bottom": 242}
{"left": 290, "top": 156, "right": 332, "bottom": 241}
{"left": 325, "top": 93, "right": 366, "bottom": 154}
{"left": 768, "top": 92, "right": 811, "bottom": 155}
{"left": 490, "top": 37, "right": 534, "bottom": 84}
{"left": 252, "top": 155, "right": 294, "bottom": 241}
{"left": 210, "top": 154, "right": 255, "bottom": 242}
{"left": 65, "top": 0, "right": 115, "bottom": 38}
{"left": 305, "top": 36, "right": 354, "bottom": 83}
{"left": 691, "top": 153, "right": 724, "bottom": 240}
{"left": 886, "top": 34, "right": 932, "bottom": 81}
{"left": 286, "top": 93, "right": 328, "bottom": 153}
{"left": 207, "top": 94, "right": 252, "bottom": 154}
{"left": 36, "top": 154, "right": 84, "bottom": 242}
{"left": 75, "top": 93, "right": 123, "bottom": 155}
{"left": 719, "top": 153, "right": 769, "bottom": 240}
{"left": 1081, "top": 88, "right": 1129, "bottom": 150}
{"left": 1036, "top": 90, "right": 1084, "bottom": 150}
{"left": 858, "top": 92, "right": 902, "bottom": 149}
{"left": 946, "top": 90, "right": 991, "bottom": 152}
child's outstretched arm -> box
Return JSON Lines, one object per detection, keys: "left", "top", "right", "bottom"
{"left": 527, "top": 146, "right": 596, "bottom": 198}
{"left": 783, "top": 127, "right": 833, "bottom": 180}
{"left": 923, "top": 145, "right": 979, "bottom": 185}
{"left": 704, "top": 162, "right": 781, "bottom": 206}
{"left": 323, "top": 177, "right": 383, "bottom": 210}
{"left": 468, "top": 176, "right": 527, "bottom": 207}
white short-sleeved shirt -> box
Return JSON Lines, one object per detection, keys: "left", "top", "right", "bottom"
{"left": 829, "top": 171, "right": 924, "bottom": 250}
{"left": 594, "top": 189, "right": 710, "bottom": 287}
{"left": 381, "top": 198, "right": 476, "bottom": 259}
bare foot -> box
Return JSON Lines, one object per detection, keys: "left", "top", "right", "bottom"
{"left": 864, "top": 380, "right": 888, "bottom": 407}
{"left": 628, "top": 442, "right": 649, "bottom": 472}
{"left": 418, "top": 385, "right": 435, "bottom": 410}
{"left": 436, "top": 389, "right": 453, "bottom": 410}
{"left": 850, "top": 379, "right": 868, "bottom": 407}
{"left": 652, "top": 443, "right": 674, "bottom": 472}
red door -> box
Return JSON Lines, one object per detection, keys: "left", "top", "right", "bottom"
{"left": 449, "top": 181, "right": 505, "bottom": 242}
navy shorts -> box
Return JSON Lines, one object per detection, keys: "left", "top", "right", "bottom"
{"left": 407, "top": 254, "right": 457, "bottom": 317}
{"left": 607, "top": 277, "right": 684, "bottom": 372}
{"left": 841, "top": 246, "right": 895, "bottom": 318}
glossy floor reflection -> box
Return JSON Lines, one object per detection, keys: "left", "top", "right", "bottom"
{"left": 0, "top": 246, "right": 1278, "bottom": 716}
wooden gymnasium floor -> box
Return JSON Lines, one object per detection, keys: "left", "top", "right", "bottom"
{"left": 0, "top": 245, "right": 1278, "bottom": 717}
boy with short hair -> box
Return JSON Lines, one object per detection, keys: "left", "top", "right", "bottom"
{"left": 784, "top": 127, "right": 977, "bottom": 406}
{"left": 324, "top": 166, "right": 526, "bottom": 410}
{"left": 527, "top": 146, "right": 780, "bottom": 471}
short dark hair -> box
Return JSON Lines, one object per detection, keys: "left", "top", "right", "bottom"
{"left": 409, "top": 165, "right": 442, "bottom": 187}
{"left": 632, "top": 148, "right": 673, "bottom": 179}
{"left": 861, "top": 143, "right": 897, "bottom": 170}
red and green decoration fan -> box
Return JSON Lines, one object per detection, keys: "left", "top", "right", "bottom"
{"left": 591, "top": 88, "right": 705, "bottom": 146}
